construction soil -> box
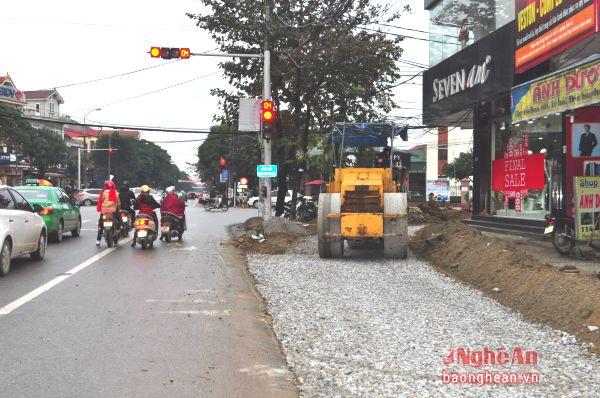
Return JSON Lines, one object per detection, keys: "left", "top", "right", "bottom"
{"left": 409, "top": 201, "right": 470, "bottom": 225}
{"left": 410, "top": 221, "right": 600, "bottom": 354}
{"left": 232, "top": 220, "right": 317, "bottom": 255}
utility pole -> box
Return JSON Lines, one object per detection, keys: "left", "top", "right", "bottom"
{"left": 262, "top": 2, "right": 272, "bottom": 220}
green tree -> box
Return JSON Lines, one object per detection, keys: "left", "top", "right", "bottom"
{"left": 442, "top": 151, "right": 473, "bottom": 181}
{"left": 0, "top": 103, "right": 30, "bottom": 149}
{"left": 21, "top": 128, "right": 69, "bottom": 178}
{"left": 91, "top": 134, "right": 185, "bottom": 188}
{"left": 196, "top": 123, "right": 260, "bottom": 190}
{"left": 188, "top": 0, "right": 407, "bottom": 214}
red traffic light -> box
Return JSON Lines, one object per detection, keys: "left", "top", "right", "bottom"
{"left": 262, "top": 99, "right": 275, "bottom": 123}
{"left": 239, "top": 177, "right": 248, "bottom": 185}
{"left": 219, "top": 156, "right": 227, "bottom": 167}
{"left": 108, "top": 147, "right": 113, "bottom": 153}
{"left": 150, "top": 47, "right": 161, "bottom": 58}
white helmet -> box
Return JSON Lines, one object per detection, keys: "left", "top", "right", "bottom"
{"left": 165, "top": 186, "right": 176, "bottom": 194}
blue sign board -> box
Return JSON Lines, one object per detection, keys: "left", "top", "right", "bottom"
{"left": 220, "top": 169, "right": 229, "bottom": 182}
{"left": 256, "top": 164, "right": 278, "bottom": 178}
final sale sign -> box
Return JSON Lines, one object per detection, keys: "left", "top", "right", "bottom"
{"left": 492, "top": 134, "right": 546, "bottom": 212}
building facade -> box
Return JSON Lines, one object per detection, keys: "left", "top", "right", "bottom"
{"left": 22, "top": 89, "right": 70, "bottom": 139}
{"left": 0, "top": 74, "right": 29, "bottom": 186}
{"left": 423, "top": 0, "right": 600, "bottom": 234}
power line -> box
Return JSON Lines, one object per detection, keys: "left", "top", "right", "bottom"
{"left": 361, "top": 27, "right": 461, "bottom": 45}
{"left": 69, "top": 71, "right": 219, "bottom": 114}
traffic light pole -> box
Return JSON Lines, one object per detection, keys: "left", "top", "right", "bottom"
{"left": 262, "top": 3, "right": 272, "bottom": 220}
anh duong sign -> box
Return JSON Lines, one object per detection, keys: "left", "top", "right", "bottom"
{"left": 574, "top": 176, "right": 600, "bottom": 240}
{"left": 512, "top": 56, "right": 600, "bottom": 123}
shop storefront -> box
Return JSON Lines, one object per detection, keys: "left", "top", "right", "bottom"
{"left": 0, "top": 74, "right": 28, "bottom": 186}
{"left": 507, "top": 55, "right": 600, "bottom": 221}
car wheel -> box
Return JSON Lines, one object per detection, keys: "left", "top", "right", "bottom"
{"left": 30, "top": 232, "right": 47, "bottom": 261}
{"left": 253, "top": 201, "right": 259, "bottom": 209}
{"left": 52, "top": 220, "right": 64, "bottom": 243}
{"left": 0, "top": 240, "right": 11, "bottom": 276}
{"left": 72, "top": 217, "right": 81, "bottom": 237}
{"left": 84, "top": 199, "right": 92, "bottom": 206}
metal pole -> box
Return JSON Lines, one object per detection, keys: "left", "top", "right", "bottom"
{"left": 263, "top": 2, "right": 272, "bottom": 220}
{"left": 107, "top": 133, "right": 112, "bottom": 179}
{"left": 77, "top": 148, "right": 81, "bottom": 190}
{"left": 14, "top": 154, "right": 18, "bottom": 186}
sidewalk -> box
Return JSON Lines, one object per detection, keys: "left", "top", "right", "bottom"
{"left": 482, "top": 231, "right": 600, "bottom": 276}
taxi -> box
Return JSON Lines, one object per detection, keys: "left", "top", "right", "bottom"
{"left": 15, "top": 179, "right": 82, "bottom": 243}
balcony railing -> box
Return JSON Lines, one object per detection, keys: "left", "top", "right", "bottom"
{"left": 22, "top": 108, "right": 72, "bottom": 122}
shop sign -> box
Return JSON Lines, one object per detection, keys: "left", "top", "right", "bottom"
{"left": 432, "top": 56, "right": 492, "bottom": 103}
{"left": 512, "top": 56, "right": 600, "bottom": 122}
{"left": 515, "top": 0, "right": 598, "bottom": 73}
{"left": 423, "top": 22, "right": 514, "bottom": 127}
{"left": 426, "top": 179, "right": 449, "bottom": 201}
{"left": 492, "top": 134, "right": 545, "bottom": 212}
{"left": 0, "top": 86, "right": 24, "bottom": 102}
{"left": 0, "top": 154, "right": 16, "bottom": 164}
{"left": 573, "top": 176, "right": 600, "bottom": 240}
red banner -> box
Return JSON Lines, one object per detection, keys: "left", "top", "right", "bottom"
{"left": 492, "top": 134, "right": 546, "bottom": 212}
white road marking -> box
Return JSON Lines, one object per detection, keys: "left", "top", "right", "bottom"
{"left": 146, "top": 299, "right": 218, "bottom": 304}
{"left": 159, "top": 310, "right": 228, "bottom": 316}
{"left": 81, "top": 229, "right": 97, "bottom": 231}
{"left": 168, "top": 245, "right": 197, "bottom": 252}
{"left": 0, "top": 237, "right": 132, "bottom": 316}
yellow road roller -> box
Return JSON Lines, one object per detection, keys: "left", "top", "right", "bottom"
{"left": 318, "top": 123, "right": 408, "bottom": 259}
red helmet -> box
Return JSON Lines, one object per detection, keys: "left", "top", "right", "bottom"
{"left": 104, "top": 181, "right": 115, "bottom": 189}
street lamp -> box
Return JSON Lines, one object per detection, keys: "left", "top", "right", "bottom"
{"left": 79, "top": 108, "right": 101, "bottom": 189}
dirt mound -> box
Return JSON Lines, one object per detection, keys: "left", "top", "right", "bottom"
{"left": 408, "top": 201, "right": 470, "bottom": 225}
{"left": 231, "top": 217, "right": 316, "bottom": 255}
{"left": 410, "top": 221, "right": 600, "bottom": 353}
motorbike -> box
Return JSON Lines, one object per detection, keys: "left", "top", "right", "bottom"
{"left": 297, "top": 197, "right": 317, "bottom": 221}
{"left": 132, "top": 214, "right": 158, "bottom": 250}
{"left": 101, "top": 211, "right": 121, "bottom": 248}
{"left": 160, "top": 212, "right": 185, "bottom": 242}
{"left": 544, "top": 210, "right": 576, "bottom": 255}
{"left": 119, "top": 209, "right": 134, "bottom": 236}
{"left": 204, "top": 197, "right": 229, "bottom": 212}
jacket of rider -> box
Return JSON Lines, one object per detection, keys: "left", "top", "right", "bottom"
{"left": 160, "top": 194, "right": 185, "bottom": 217}
{"left": 135, "top": 193, "right": 160, "bottom": 217}
{"left": 98, "top": 189, "right": 120, "bottom": 213}
{"left": 119, "top": 188, "right": 136, "bottom": 210}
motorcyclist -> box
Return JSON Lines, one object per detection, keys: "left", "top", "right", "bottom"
{"left": 119, "top": 180, "right": 136, "bottom": 223}
{"left": 209, "top": 186, "right": 221, "bottom": 207}
{"left": 160, "top": 186, "right": 186, "bottom": 237}
{"left": 134, "top": 185, "right": 161, "bottom": 233}
{"left": 96, "top": 180, "right": 121, "bottom": 246}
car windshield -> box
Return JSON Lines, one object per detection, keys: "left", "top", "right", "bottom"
{"left": 17, "top": 189, "right": 50, "bottom": 201}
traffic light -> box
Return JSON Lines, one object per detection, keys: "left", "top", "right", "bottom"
{"left": 108, "top": 147, "right": 113, "bottom": 153}
{"left": 261, "top": 99, "right": 275, "bottom": 123}
{"left": 148, "top": 47, "right": 192, "bottom": 59}
{"left": 219, "top": 156, "right": 227, "bottom": 167}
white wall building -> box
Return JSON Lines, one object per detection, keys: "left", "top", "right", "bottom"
{"left": 424, "top": 127, "right": 473, "bottom": 196}
{"left": 23, "top": 89, "right": 70, "bottom": 139}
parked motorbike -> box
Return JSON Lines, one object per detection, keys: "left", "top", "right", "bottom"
{"left": 132, "top": 214, "right": 158, "bottom": 250}
{"left": 545, "top": 211, "right": 575, "bottom": 255}
{"left": 160, "top": 212, "right": 185, "bottom": 242}
{"left": 204, "top": 197, "right": 229, "bottom": 212}
{"left": 297, "top": 197, "right": 317, "bottom": 221}
{"left": 101, "top": 211, "right": 120, "bottom": 248}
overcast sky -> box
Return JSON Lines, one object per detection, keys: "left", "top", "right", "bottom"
{"left": 2, "top": 0, "right": 428, "bottom": 176}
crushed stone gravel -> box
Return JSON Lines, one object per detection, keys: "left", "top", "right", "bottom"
{"left": 246, "top": 227, "right": 600, "bottom": 397}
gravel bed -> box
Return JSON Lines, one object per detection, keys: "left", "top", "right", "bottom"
{"left": 247, "top": 228, "right": 600, "bottom": 397}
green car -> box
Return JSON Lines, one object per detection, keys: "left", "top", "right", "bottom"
{"left": 15, "top": 185, "right": 82, "bottom": 243}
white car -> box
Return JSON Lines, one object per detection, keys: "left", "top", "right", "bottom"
{"left": 247, "top": 190, "right": 310, "bottom": 208}
{"left": 132, "top": 187, "right": 163, "bottom": 203}
{"left": 0, "top": 186, "right": 48, "bottom": 276}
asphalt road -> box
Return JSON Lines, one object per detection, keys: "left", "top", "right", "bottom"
{"left": 0, "top": 203, "right": 297, "bottom": 398}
